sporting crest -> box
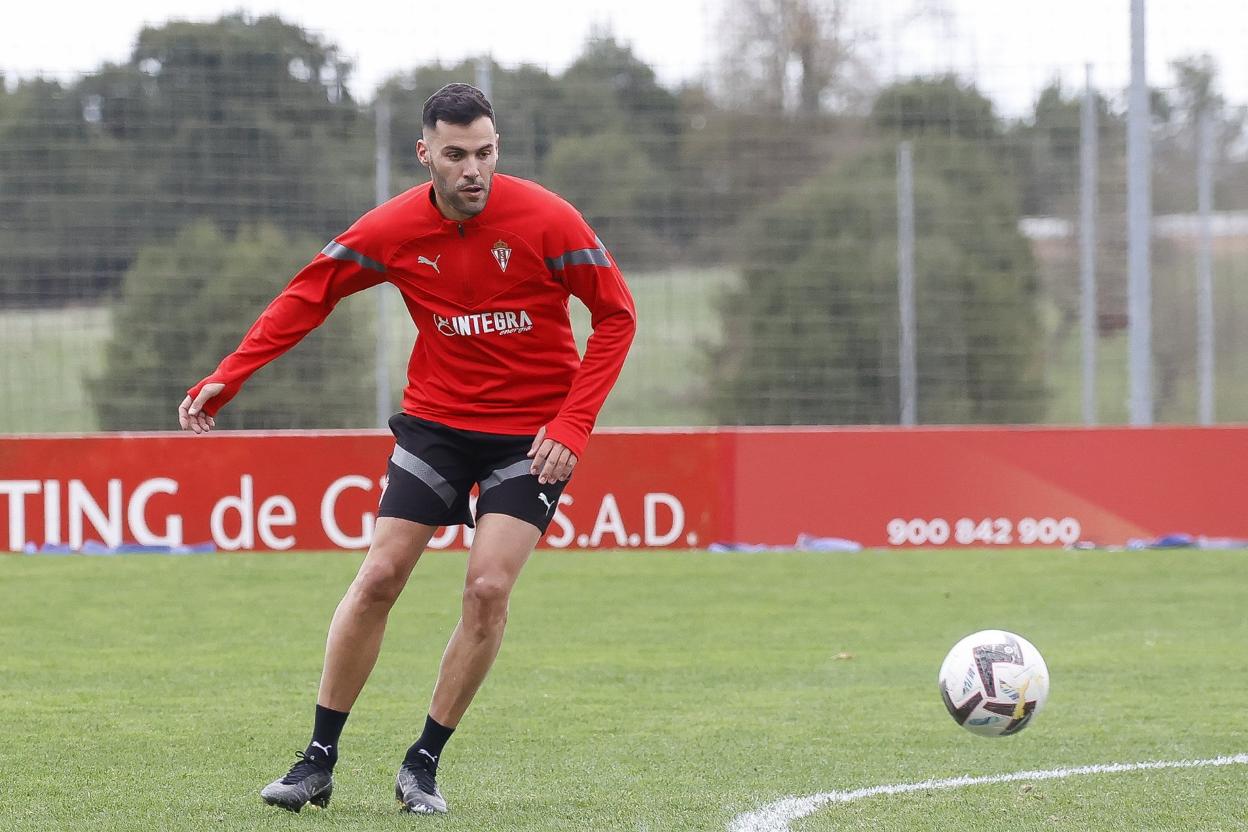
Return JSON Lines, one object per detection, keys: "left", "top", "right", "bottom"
{"left": 491, "top": 239, "right": 512, "bottom": 272}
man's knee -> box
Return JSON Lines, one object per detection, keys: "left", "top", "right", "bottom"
{"left": 465, "top": 573, "right": 511, "bottom": 607}
{"left": 352, "top": 558, "right": 410, "bottom": 607}
{"left": 347, "top": 519, "right": 431, "bottom": 607}
{"left": 463, "top": 574, "right": 511, "bottom": 624}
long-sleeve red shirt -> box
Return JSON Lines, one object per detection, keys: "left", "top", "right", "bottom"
{"left": 188, "top": 174, "right": 636, "bottom": 458}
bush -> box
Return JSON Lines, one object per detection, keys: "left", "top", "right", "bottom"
{"left": 541, "top": 131, "right": 672, "bottom": 269}
{"left": 91, "top": 221, "right": 376, "bottom": 429}
{"left": 711, "top": 137, "right": 1045, "bottom": 425}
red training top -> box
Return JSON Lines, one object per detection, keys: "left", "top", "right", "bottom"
{"left": 187, "top": 174, "right": 637, "bottom": 458}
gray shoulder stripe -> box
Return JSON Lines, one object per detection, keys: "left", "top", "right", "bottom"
{"left": 545, "top": 245, "right": 610, "bottom": 273}
{"left": 478, "top": 459, "right": 534, "bottom": 495}
{"left": 390, "top": 445, "right": 457, "bottom": 507}
{"left": 322, "top": 241, "right": 386, "bottom": 272}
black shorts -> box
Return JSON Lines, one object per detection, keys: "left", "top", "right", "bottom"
{"left": 378, "top": 413, "right": 569, "bottom": 534}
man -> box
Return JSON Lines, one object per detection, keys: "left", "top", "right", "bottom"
{"left": 177, "top": 83, "right": 636, "bottom": 814}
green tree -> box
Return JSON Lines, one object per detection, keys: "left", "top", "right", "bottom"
{"left": 541, "top": 131, "right": 669, "bottom": 267}
{"left": 91, "top": 221, "right": 374, "bottom": 429}
{"left": 872, "top": 75, "right": 1001, "bottom": 143}
{"left": 712, "top": 82, "right": 1044, "bottom": 425}
{"left": 558, "top": 34, "right": 681, "bottom": 154}
{"left": 0, "top": 78, "right": 133, "bottom": 304}
{"left": 101, "top": 14, "right": 372, "bottom": 239}
{"left": 1, "top": 14, "right": 372, "bottom": 306}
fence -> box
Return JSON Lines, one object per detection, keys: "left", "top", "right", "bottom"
{"left": 2, "top": 2, "right": 1246, "bottom": 434}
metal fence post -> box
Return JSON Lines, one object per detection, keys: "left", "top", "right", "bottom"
{"left": 1127, "top": 0, "right": 1153, "bottom": 425}
{"left": 897, "top": 141, "right": 917, "bottom": 426}
{"left": 374, "top": 96, "right": 393, "bottom": 428}
{"left": 1197, "top": 107, "right": 1215, "bottom": 425}
{"left": 1080, "top": 63, "right": 1099, "bottom": 426}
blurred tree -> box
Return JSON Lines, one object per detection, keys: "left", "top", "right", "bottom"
{"left": 91, "top": 221, "right": 374, "bottom": 429}
{"left": 1007, "top": 80, "right": 1130, "bottom": 338}
{"left": 711, "top": 79, "right": 1044, "bottom": 424}
{"left": 541, "top": 131, "right": 669, "bottom": 267}
{"left": 872, "top": 75, "right": 1001, "bottom": 143}
{"left": 715, "top": 0, "right": 869, "bottom": 114}
{"left": 0, "top": 14, "right": 371, "bottom": 306}
{"left": 675, "top": 84, "right": 867, "bottom": 262}
{"left": 559, "top": 33, "right": 682, "bottom": 154}
{"left": 1145, "top": 57, "right": 1248, "bottom": 418}
{"left": 378, "top": 36, "right": 684, "bottom": 269}
{"left": 553, "top": 35, "right": 684, "bottom": 267}
{"left": 1151, "top": 54, "right": 1247, "bottom": 213}
{"left": 0, "top": 78, "right": 133, "bottom": 304}
{"left": 93, "top": 14, "right": 372, "bottom": 240}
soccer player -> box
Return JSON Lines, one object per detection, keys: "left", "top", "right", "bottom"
{"left": 177, "top": 83, "right": 636, "bottom": 814}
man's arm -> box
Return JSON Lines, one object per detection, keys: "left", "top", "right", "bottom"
{"left": 178, "top": 228, "right": 388, "bottom": 431}
{"left": 529, "top": 222, "right": 637, "bottom": 482}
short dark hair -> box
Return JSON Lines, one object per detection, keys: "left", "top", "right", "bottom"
{"left": 422, "top": 83, "right": 494, "bottom": 130}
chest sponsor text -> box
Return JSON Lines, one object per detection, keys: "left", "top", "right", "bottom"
{"left": 434, "top": 310, "right": 533, "bottom": 337}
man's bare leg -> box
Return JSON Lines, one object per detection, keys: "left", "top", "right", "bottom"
{"left": 396, "top": 512, "right": 541, "bottom": 813}
{"left": 429, "top": 512, "right": 540, "bottom": 724}
{"left": 319, "top": 516, "right": 439, "bottom": 711}
{"left": 262, "top": 516, "right": 436, "bottom": 811}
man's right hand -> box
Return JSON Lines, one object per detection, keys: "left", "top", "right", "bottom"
{"left": 178, "top": 382, "right": 225, "bottom": 434}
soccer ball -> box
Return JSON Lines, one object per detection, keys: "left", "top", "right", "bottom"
{"left": 938, "top": 629, "right": 1049, "bottom": 737}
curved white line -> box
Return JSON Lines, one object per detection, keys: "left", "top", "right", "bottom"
{"left": 728, "top": 754, "right": 1248, "bottom": 832}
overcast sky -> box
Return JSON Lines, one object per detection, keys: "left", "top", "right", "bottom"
{"left": 4, "top": 1, "right": 1245, "bottom": 116}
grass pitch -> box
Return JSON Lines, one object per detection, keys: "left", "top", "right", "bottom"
{"left": 2, "top": 548, "right": 1246, "bottom": 831}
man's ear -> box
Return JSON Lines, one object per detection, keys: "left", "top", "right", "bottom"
{"left": 415, "top": 138, "right": 431, "bottom": 168}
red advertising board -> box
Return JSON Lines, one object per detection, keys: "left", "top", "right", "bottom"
{"left": 720, "top": 426, "right": 1248, "bottom": 548}
{"left": 1, "top": 426, "right": 1245, "bottom": 552}
{"left": 0, "top": 430, "right": 720, "bottom": 553}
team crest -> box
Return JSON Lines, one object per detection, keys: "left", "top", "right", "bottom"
{"left": 491, "top": 240, "right": 512, "bottom": 272}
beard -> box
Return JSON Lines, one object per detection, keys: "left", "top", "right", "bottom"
{"left": 434, "top": 169, "right": 490, "bottom": 218}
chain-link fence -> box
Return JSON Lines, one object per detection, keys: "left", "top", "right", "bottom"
{"left": 3, "top": 3, "right": 1246, "bottom": 433}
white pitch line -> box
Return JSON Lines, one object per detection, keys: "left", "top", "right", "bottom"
{"left": 728, "top": 754, "right": 1248, "bottom": 832}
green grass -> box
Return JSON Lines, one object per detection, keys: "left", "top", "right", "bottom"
{"left": 569, "top": 266, "right": 741, "bottom": 427}
{"left": 2, "top": 549, "right": 1246, "bottom": 831}
{"left": 0, "top": 306, "right": 111, "bottom": 433}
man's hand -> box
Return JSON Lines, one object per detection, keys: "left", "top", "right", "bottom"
{"left": 527, "top": 426, "right": 578, "bottom": 485}
{"left": 178, "top": 383, "right": 224, "bottom": 434}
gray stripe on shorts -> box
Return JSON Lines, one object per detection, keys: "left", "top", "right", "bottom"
{"left": 390, "top": 444, "right": 457, "bottom": 507}
{"left": 478, "top": 459, "right": 534, "bottom": 495}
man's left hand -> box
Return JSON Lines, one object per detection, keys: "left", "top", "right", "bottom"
{"left": 527, "top": 426, "right": 578, "bottom": 485}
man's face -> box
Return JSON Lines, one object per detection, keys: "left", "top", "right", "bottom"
{"left": 416, "top": 116, "right": 499, "bottom": 221}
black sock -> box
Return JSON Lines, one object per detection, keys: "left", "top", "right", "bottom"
{"left": 307, "top": 704, "right": 349, "bottom": 768}
{"left": 403, "top": 715, "right": 455, "bottom": 772}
